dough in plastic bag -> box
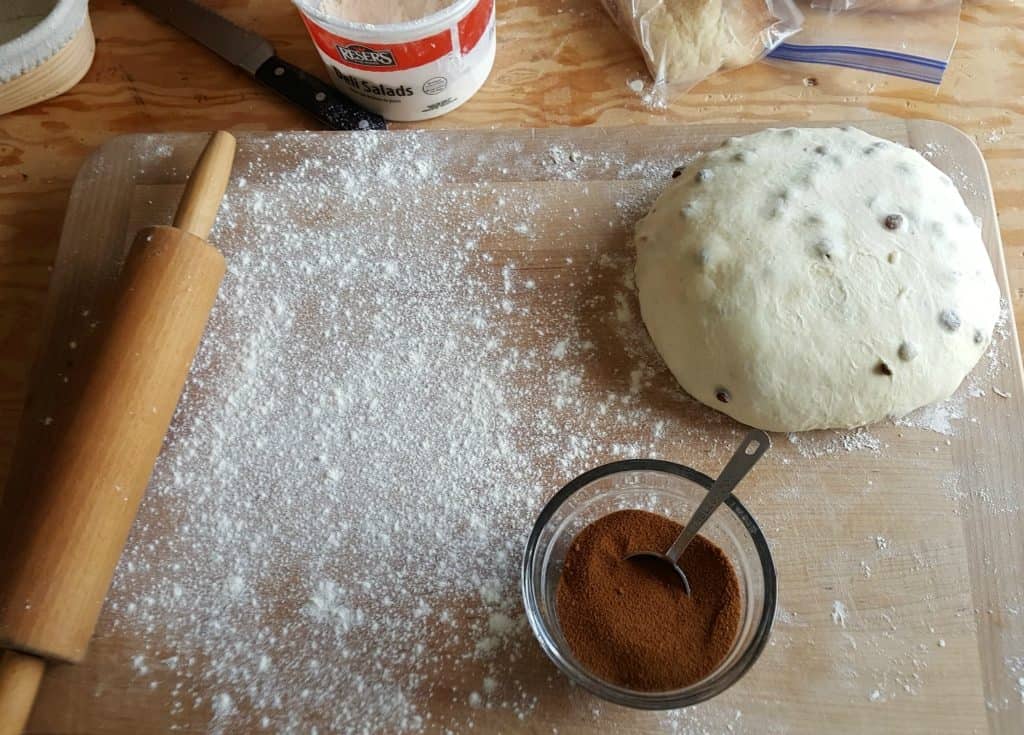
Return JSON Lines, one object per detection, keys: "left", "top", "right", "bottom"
{"left": 602, "top": 0, "right": 803, "bottom": 89}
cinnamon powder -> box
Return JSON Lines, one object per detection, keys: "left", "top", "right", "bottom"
{"left": 555, "top": 509, "right": 741, "bottom": 692}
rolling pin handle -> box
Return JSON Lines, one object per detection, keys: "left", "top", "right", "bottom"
{"left": 0, "top": 650, "right": 45, "bottom": 735}
{"left": 171, "top": 131, "right": 237, "bottom": 240}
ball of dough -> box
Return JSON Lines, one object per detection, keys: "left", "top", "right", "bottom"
{"left": 634, "top": 126, "right": 1000, "bottom": 432}
{"left": 603, "top": 0, "right": 779, "bottom": 87}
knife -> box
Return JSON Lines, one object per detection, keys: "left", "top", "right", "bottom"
{"left": 131, "top": 0, "right": 386, "bottom": 131}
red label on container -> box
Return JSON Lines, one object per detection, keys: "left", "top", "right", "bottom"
{"left": 298, "top": 0, "right": 493, "bottom": 72}
{"left": 300, "top": 14, "right": 452, "bottom": 70}
{"left": 458, "top": 0, "right": 493, "bottom": 55}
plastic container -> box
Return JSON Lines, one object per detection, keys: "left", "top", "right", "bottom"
{"left": 292, "top": 0, "right": 495, "bottom": 122}
{"left": 522, "top": 459, "right": 776, "bottom": 709}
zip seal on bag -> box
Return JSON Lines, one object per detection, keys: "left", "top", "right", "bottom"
{"left": 767, "top": 0, "right": 961, "bottom": 85}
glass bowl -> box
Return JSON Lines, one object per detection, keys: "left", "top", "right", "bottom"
{"left": 521, "top": 459, "right": 776, "bottom": 709}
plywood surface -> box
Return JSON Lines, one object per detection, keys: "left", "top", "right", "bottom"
{"left": 7, "top": 121, "right": 1023, "bottom": 733}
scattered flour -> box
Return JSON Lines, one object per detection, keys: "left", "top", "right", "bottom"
{"left": 1008, "top": 656, "right": 1024, "bottom": 703}
{"left": 893, "top": 398, "right": 963, "bottom": 436}
{"left": 831, "top": 600, "right": 848, "bottom": 628}
{"left": 211, "top": 692, "right": 235, "bottom": 718}
{"left": 101, "top": 132, "right": 749, "bottom": 733}
{"left": 786, "top": 427, "right": 883, "bottom": 458}
{"left": 87, "top": 131, "right": 1020, "bottom": 733}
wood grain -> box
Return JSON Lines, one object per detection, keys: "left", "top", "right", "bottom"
{"left": 170, "top": 131, "right": 236, "bottom": 239}
{"left": 9, "top": 122, "right": 1023, "bottom": 734}
{"left": 0, "top": 131, "right": 232, "bottom": 687}
{"left": 0, "top": 651, "right": 44, "bottom": 735}
{"left": 0, "top": 18, "right": 96, "bottom": 117}
{"left": 0, "top": 221, "right": 226, "bottom": 662}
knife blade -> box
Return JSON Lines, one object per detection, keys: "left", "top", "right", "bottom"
{"left": 131, "top": 0, "right": 386, "bottom": 131}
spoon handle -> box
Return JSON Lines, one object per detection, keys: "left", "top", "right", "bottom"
{"left": 665, "top": 430, "right": 771, "bottom": 564}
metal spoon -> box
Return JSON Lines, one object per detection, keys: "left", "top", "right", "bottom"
{"left": 625, "top": 430, "right": 771, "bottom": 596}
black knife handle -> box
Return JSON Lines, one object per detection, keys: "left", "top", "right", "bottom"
{"left": 255, "top": 56, "right": 387, "bottom": 131}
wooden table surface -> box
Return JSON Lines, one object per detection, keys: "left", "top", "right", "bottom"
{"left": 0, "top": 0, "right": 1022, "bottom": 728}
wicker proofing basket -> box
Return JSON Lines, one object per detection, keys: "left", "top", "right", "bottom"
{"left": 0, "top": 0, "right": 94, "bottom": 116}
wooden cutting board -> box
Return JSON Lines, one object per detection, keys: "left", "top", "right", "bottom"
{"left": 8, "top": 121, "right": 1024, "bottom": 734}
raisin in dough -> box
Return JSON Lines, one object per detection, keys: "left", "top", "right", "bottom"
{"left": 634, "top": 127, "right": 1000, "bottom": 432}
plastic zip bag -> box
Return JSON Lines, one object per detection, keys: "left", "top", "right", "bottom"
{"left": 767, "top": 0, "right": 961, "bottom": 84}
{"left": 813, "top": 0, "right": 958, "bottom": 10}
{"left": 602, "top": 0, "right": 804, "bottom": 91}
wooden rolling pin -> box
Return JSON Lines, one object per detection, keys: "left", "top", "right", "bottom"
{"left": 0, "top": 131, "right": 236, "bottom": 735}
